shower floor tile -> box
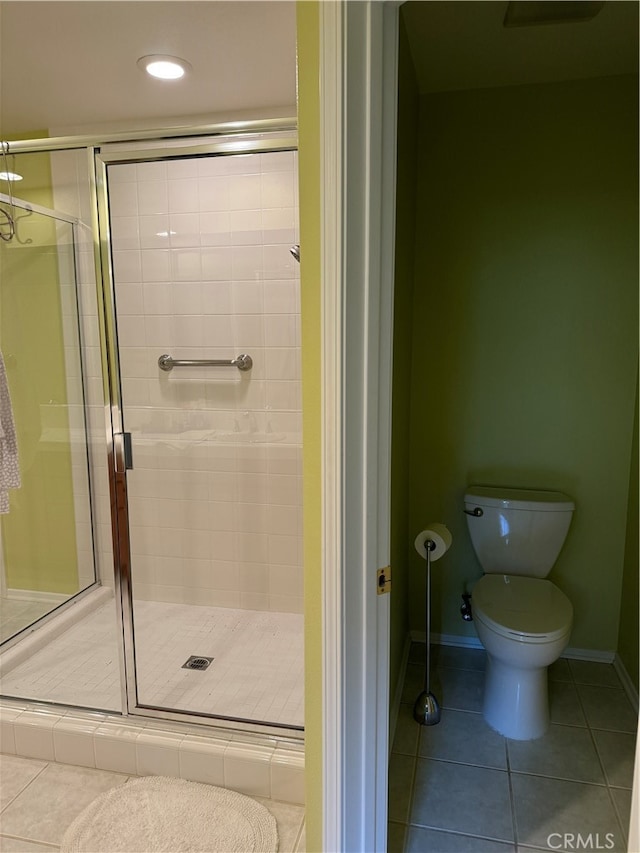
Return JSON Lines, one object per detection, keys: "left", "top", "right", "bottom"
{"left": 0, "top": 598, "right": 304, "bottom": 728}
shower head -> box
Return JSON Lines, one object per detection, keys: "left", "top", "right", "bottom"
{"left": 290, "top": 244, "right": 300, "bottom": 263}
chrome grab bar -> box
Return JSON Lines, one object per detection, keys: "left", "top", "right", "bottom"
{"left": 158, "top": 353, "right": 253, "bottom": 372}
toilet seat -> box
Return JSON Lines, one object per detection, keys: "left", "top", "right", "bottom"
{"left": 473, "top": 574, "right": 572, "bottom": 643}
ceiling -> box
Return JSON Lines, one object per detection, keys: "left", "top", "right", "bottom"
{"left": 0, "top": 1, "right": 297, "bottom": 137}
{"left": 402, "top": 0, "right": 639, "bottom": 93}
{"left": 1, "top": 1, "right": 637, "bottom": 140}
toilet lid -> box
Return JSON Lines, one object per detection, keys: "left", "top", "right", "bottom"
{"left": 472, "top": 575, "right": 572, "bottom": 641}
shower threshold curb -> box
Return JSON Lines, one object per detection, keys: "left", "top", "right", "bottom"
{"left": 0, "top": 697, "right": 305, "bottom": 805}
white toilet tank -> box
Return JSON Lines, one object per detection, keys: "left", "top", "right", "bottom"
{"left": 464, "top": 486, "right": 574, "bottom": 578}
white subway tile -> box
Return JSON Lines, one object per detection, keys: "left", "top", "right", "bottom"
{"left": 141, "top": 248, "right": 171, "bottom": 282}
{"left": 201, "top": 247, "right": 233, "bottom": 281}
{"left": 263, "top": 244, "right": 296, "bottom": 280}
{"left": 112, "top": 250, "right": 142, "bottom": 284}
{"left": 264, "top": 315, "right": 298, "bottom": 347}
{"left": 171, "top": 249, "right": 202, "bottom": 281}
{"left": 201, "top": 282, "right": 233, "bottom": 314}
{"left": 240, "top": 592, "right": 271, "bottom": 611}
{"left": 137, "top": 180, "right": 169, "bottom": 215}
{"left": 260, "top": 150, "right": 295, "bottom": 172}
{"left": 136, "top": 729, "right": 182, "bottom": 777}
{"left": 115, "top": 283, "right": 144, "bottom": 315}
{"left": 225, "top": 152, "right": 261, "bottom": 175}
{"left": 179, "top": 736, "right": 226, "bottom": 785}
{"left": 197, "top": 155, "right": 229, "bottom": 177}
{"left": 229, "top": 174, "right": 262, "bottom": 210}
{"left": 139, "top": 214, "right": 171, "bottom": 249}
{"left": 198, "top": 176, "right": 230, "bottom": 212}
{"left": 137, "top": 160, "right": 167, "bottom": 181}
{"left": 262, "top": 171, "right": 295, "bottom": 209}
{"left": 210, "top": 531, "right": 236, "bottom": 561}
{"left": 109, "top": 181, "right": 138, "bottom": 215}
{"left": 167, "top": 158, "right": 199, "bottom": 180}
{"left": 168, "top": 178, "right": 199, "bottom": 214}
{"left": 169, "top": 213, "right": 200, "bottom": 248}
{"left": 224, "top": 743, "right": 273, "bottom": 798}
{"left": 200, "top": 211, "right": 231, "bottom": 246}
{"left": 110, "top": 215, "right": 140, "bottom": 250}
{"left": 108, "top": 162, "right": 137, "bottom": 183}
{"left": 94, "top": 724, "right": 139, "bottom": 774}
{"left": 236, "top": 532, "right": 269, "bottom": 563}
{"left": 232, "top": 281, "right": 264, "bottom": 314}
{"left": 143, "top": 282, "right": 173, "bottom": 316}
{"left": 53, "top": 717, "right": 98, "bottom": 768}
{"left": 233, "top": 315, "right": 265, "bottom": 347}
{"left": 231, "top": 245, "right": 263, "bottom": 281}
{"left": 268, "top": 534, "right": 300, "bottom": 566}
{"left": 13, "top": 711, "right": 57, "bottom": 761}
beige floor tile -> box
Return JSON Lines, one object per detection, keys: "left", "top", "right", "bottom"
{"left": 254, "top": 797, "right": 305, "bottom": 853}
{"left": 577, "top": 686, "right": 637, "bottom": 733}
{"left": 511, "top": 774, "right": 625, "bottom": 852}
{"left": 593, "top": 729, "right": 637, "bottom": 788}
{"left": 507, "top": 724, "right": 604, "bottom": 784}
{"left": 411, "top": 759, "right": 513, "bottom": 842}
{"left": 0, "top": 763, "right": 128, "bottom": 846}
{"left": 0, "top": 757, "right": 47, "bottom": 811}
{"left": 419, "top": 708, "right": 507, "bottom": 769}
{"left": 405, "top": 826, "right": 515, "bottom": 852}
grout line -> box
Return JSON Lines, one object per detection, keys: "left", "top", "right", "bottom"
{"left": 505, "top": 736, "right": 519, "bottom": 848}
{"left": 0, "top": 758, "right": 51, "bottom": 814}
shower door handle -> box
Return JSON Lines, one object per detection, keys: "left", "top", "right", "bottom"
{"left": 114, "top": 432, "right": 134, "bottom": 473}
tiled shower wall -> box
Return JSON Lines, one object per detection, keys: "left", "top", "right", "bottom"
{"left": 108, "top": 150, "right": 303, "bottom": 613}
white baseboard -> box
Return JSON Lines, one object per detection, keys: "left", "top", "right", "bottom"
{"left": 410, "top": 630, "right": 482, "bottom": 649}
{"left": 5, "top": 588, "right": 68, "bottom": 605}
{"left": 410, "top": 630, "right": 616, "bottom": 664}
{"left": 614, "top": 654, "right": 639, "bottom": 714}
{"left": 561, "top": 647, "right": 615, "bottom": 664}
{"left": 389, "top": 634, "right": 412, "bottom": 757}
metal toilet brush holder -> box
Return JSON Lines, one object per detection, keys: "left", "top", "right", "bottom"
{"left": 414, "top": 537, "right": 441, "bottom": 726}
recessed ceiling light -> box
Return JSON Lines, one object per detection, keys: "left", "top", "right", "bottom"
{"left": 137, "top": 55, "right": 191, "bottom": 80}
{"left": 0, "top": 171, "right": 23, "bottom": 182}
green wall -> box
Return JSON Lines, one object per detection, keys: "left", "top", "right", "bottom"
{"left": 0, "top": 150, "right": 80, "bottom": 594}
{"left": 407, "top": 75, "right": 638, "bottom": 652}
{"left": 617, "top": 378, "right": 639, "bottom": 689}
{"left": 389, "top": 18, "right": 419, "bottom": 703}
{"left": 296, "top": 3, "right": 322, "bottom": 849}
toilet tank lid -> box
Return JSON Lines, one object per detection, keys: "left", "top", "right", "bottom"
{"left": 465, "top": 485, "right": 575, "bottom": 512}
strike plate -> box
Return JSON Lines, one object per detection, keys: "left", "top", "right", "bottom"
{"left": 377, "top": 566, "right": 392, "bottom": 595}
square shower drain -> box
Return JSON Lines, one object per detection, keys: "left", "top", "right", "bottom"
{"left": 182, "top": 656, "right": 214, "bottom": 671}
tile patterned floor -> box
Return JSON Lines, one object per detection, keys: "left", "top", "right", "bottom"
{"left": 0, "top": 754, "right": 305, "bottom": 852}
{"left": 1, "top": 598, "right": 304, "bottom": 728}
{"left": 389, "top": 644, "right": 637, "bottom": 853}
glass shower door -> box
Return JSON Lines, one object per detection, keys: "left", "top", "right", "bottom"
{"left": 0, "top": 198, "right": 98, "bottom": 645}
{"left": 101, "top": 140, "right": 304, "bottom": 731}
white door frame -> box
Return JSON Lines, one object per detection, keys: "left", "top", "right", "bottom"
{"left": 319, "top": 5, "right": 640, "bottom": 853}
{"left": 320, "top": 2, "right": 400, "bottom": 851}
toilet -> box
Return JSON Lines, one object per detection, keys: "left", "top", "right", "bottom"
{"left": 464, "top": 485, "right": 574, "bottom": 740}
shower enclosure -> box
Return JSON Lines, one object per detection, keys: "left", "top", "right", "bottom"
{"left": 0, "top": 124, "right": 304, "bottom": 738}
{"left": 0, "top": 192, "right": 100, "bottom": 644}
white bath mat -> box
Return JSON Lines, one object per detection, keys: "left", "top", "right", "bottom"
{"left": 60, "top": 776, "right": 279, "bottom": 853}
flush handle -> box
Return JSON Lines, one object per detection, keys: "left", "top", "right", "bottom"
{"left": 464, "top": 507, "right": 483, "bottom": 517}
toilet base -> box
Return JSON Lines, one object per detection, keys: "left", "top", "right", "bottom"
{"left": 483, "top": 654, "right": 549, "bottom": 740}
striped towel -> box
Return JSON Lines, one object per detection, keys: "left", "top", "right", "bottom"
{"left": 0, "top": 350, "right": 20, "bottom": 513}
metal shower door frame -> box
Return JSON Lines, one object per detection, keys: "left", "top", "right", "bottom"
{"left": 93, "top": 130, "right": 302, "bottom": 738}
